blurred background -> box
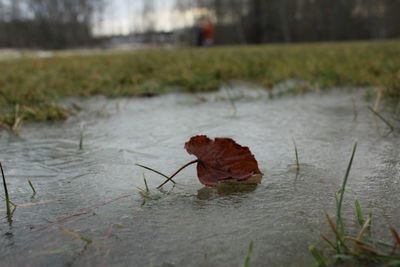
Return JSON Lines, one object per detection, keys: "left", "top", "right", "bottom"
{"left": 0, "top": 0, "right": 399, "bottom": 49}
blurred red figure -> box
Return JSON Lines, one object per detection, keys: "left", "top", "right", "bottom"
{"left": 201, "top": 20, "right": 215, "bottom": 46}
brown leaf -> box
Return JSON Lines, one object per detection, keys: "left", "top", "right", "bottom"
{"left": 185, "top": 135, "right": 263, "bottom": 186}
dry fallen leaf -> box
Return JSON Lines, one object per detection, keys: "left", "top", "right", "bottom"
{"left": 157, "top": 135, "right": 263, "bottom": 188}
{"left": 186, "top": 135, "right": 263, "bottom": 186}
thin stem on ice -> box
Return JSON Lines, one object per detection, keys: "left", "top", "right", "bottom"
{"left": 157, "top": 160, "right": 198, "bottom": 189}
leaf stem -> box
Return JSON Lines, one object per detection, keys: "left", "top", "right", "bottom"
{"left": 157, "top": 160, "right": 198, "bottom": 189}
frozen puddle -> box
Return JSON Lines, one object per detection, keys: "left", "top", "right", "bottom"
{"left": 0, "top": 87, "right": 399, "bottom": 266}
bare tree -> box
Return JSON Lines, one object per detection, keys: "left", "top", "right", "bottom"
{"left": 0, "top": 0, "right": 104, "bottom": 49}
{"left": 175, "top": 0, "right": 399, "bottom": 45}
{"left": 228, "top": 0, "right": 248, "bottom": 44}
{"left": 142, "top": 0, "right": 156, "bottom": 34}
{"left": 1, "top": 0, "right": 399, "bottom": 48}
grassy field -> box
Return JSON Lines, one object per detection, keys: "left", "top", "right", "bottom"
{"left": 1, "top": 40, "right": 399, "bottom": 125}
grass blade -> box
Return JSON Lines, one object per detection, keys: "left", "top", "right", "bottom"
{"left": 390, "top": 227, "right": 400, "bottom": 246}
{"left": 326, "top": 213, "right": 350, "bottom": 252}
{"left": 136, "top": 164, "right": 176, "bottom": 184}
{"left": 244, "top": 241, "right": 253, "bottom": 267}
{"left": 344, "top": 236, "right": 379, "bottom": 254}
{"left": 137, "top": 173, "right": 151, "bottom": 199}
{"left": 28, "top": 179, "right": 36, "bottom": 195}
{"left": 226, "top": 87, "right": 237, "bottom": 117}
{"left": 352, "top": 97, "right": 358, "bottom": 121}
{"left": 368, "top": 106, "right": 395, "bottom": 132}
{"left": 355, "top": 200, "right": 364, "bottom": 227}
{"left": 79, "top": 122, "right": 84, "bottom": 150}
{"left": 12, "top": 104, "right": 23, "bottom": 135}
{"left": 320, "top": 233, "right": 338, "bottom": 250}
{"left": 336, "top": 141, "right": 357, "bottom": 247}
{"left": 59, "top": 227, "right": 92, "bottom": 244}
{"left": 143, "top": 173, "right": 149, "bottom": 193}
{"left": 0, "top": 196, "right": 17, "bottom": 208}
{"left": 355, "top": 243, "right": 378, "bottom": 255}
{"left": 357, "top": 217, "right": 372, "bottom": 241}
{"left": 292, "top": 138, "right": 300, "bottom": 169}
{"left": 367, "top": 212, "right": 372, "bottom": 237}
{"left": 0, "top": 162, "right": 11, "bottom": 219}
{"left": 309, "top": 246, "right": 326, "bottom": 267}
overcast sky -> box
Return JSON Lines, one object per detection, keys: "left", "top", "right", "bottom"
{"left": 94, "top": 0, "right": 184, "bottom": 36}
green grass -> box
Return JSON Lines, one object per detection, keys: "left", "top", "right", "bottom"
{"left": 1, "top": 40, "right": 400, "bottom": 125}
{"left": 28, "top": 179, "right": 36, "bottom": 195}
{"left": 335, "top": 141, "right": 358, "bottom": 249}
{"left": 292, "top": 139, "right": 300, "bottom": 170}
{"left": 311, "top": 142, "right": 400, "bottom": 266}
{"left": 135, "top": 163, "right": 176, "bottom": 184}
{"left": 0, "top": 162, "right": 11, "bottom": 219}
{"left": 244, "top": 241, "right": 254, "bottom": 267}
{"left": 79, "top": 123, "right": 84, "bottom": 150}
{"left": 368, "top": 106, "right": 395, "bottom": 132}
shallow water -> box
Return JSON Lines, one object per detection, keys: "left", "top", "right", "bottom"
{"left": 0, "top": 87, "right": 399, "bottom": 266}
